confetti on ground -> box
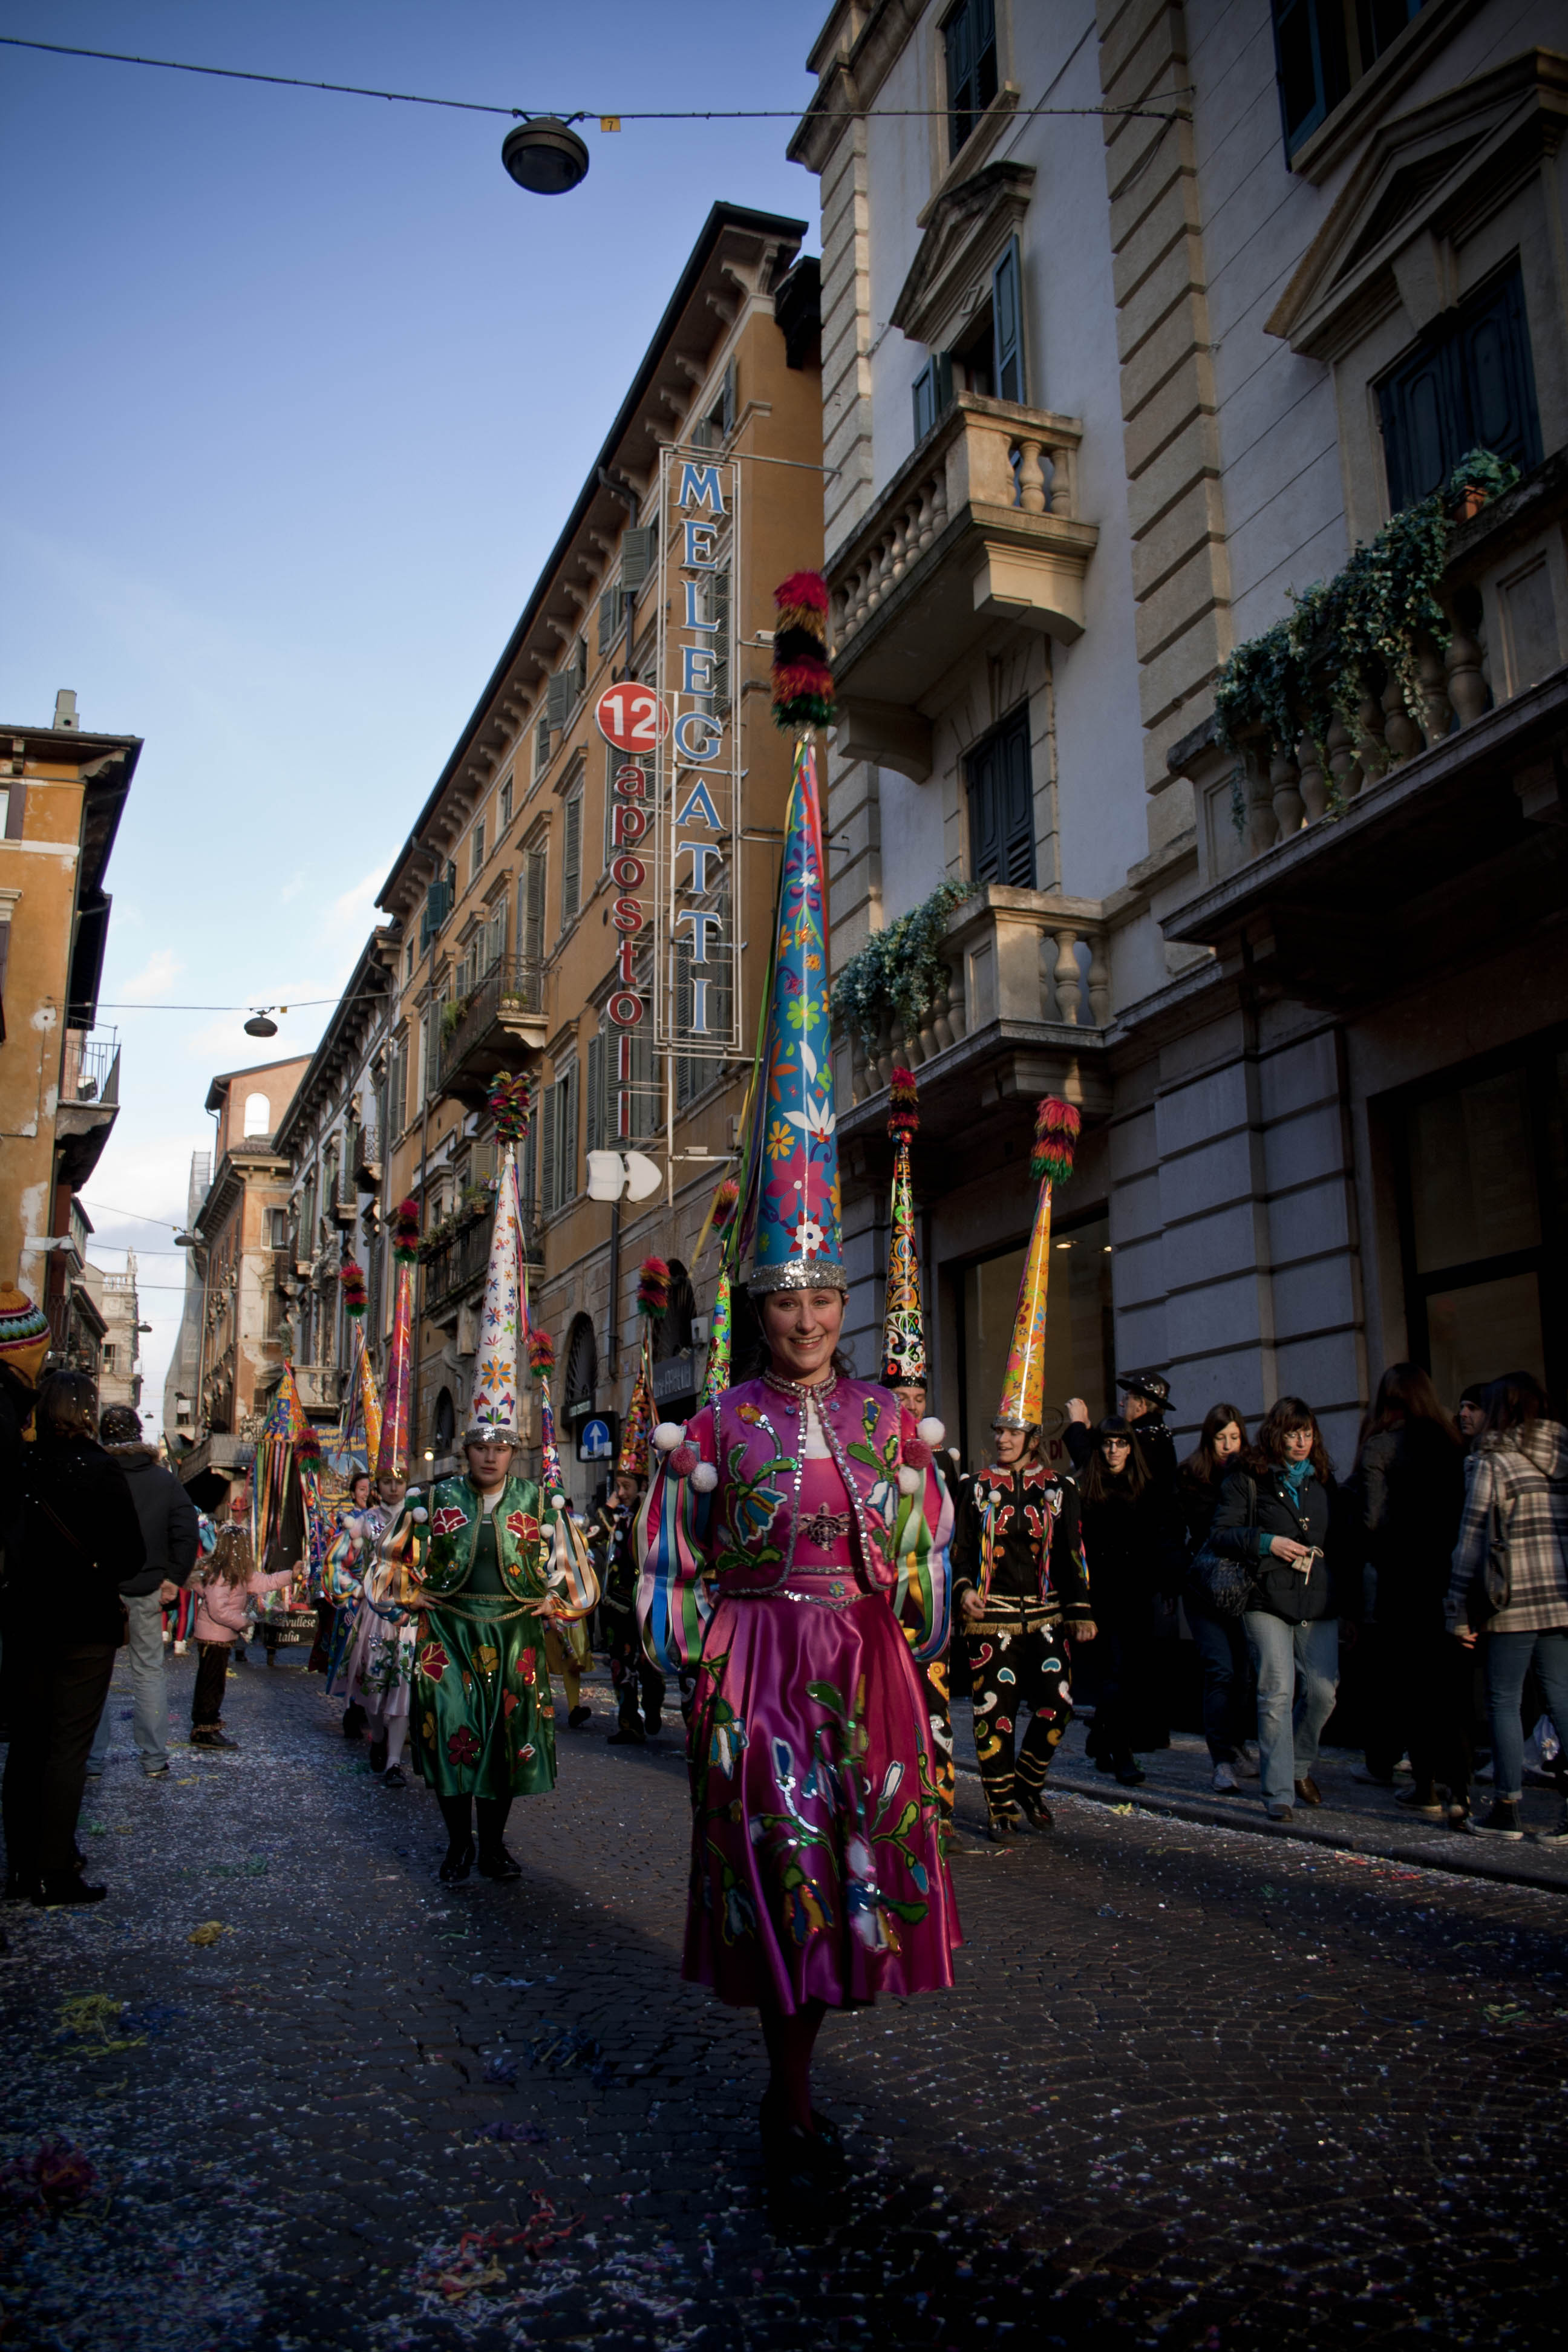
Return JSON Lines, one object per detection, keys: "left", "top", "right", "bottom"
{"left": 186, "top": 1920, "right": 230, "bottom": 1945}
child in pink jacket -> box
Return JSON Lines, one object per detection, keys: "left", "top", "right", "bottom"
{"left": 190, "top": 1488, "right": 297, "bottom": 1750}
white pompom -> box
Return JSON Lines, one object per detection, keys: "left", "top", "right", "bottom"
{"left": 691, "top": 1460, "right": 719, "bottom": 1493}
{"left": 916, "top": 1416, "right": 946, "bottom": 1448}
{"left": 411, "top": 1508, "right": 429, "bottom": 1524}
{"left": 653, "top": 1421, "right": 686, "bottom": 1454}
{"left": 897, "top": 1463, "right": 923, "bottom": 1496}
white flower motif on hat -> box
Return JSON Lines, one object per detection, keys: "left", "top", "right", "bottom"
{"left": 792, "top": 1217, "right": 826, "bottom": 1255}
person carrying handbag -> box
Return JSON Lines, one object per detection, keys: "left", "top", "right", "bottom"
{"left": 1446, "top": 1372, "right": 1568, "bottom": 1841}
{"left": 1209, "top": 1397, "right": 1348, "bottom": 1824}
{"left": 1, "top": 1371, "right": 145, "bottom": 1905}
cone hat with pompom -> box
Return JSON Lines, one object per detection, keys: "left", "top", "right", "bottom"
{"left": 463, "top": 1077, "right": 532, "bottom": 1445}
{"left": 338, "top": 1257, "right": 384, "bottom": 1471}
{"left": 376, "top": 1200, "right": 420, "bottom": 1482}
{"left": 616, "top": 1256, "right": 664, "bottom": 1480}
{"left": 881, "top": 1067, "right": 926, "bottom": 1388}
{"left": 994, "top": 1097, "right": 1082, "bottom": 1429}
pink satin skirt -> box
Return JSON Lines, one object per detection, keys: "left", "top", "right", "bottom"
{"left": 682, "top": 1573, "right": 961, "bottom": 2012}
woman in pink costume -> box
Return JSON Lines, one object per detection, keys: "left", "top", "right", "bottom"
{"left": 638, "top": 722, "right": 956, "bottom": 2196}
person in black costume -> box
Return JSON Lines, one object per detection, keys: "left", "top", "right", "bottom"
{"left": 1076, "top": 1416, "right": 1183, "bottom": 1785}
{"left": 603, "top": 1466, "right": 664, "bottom": 1745}
{"left": 950, "top": 1425, "right": 1096, "bottom": 1840}
{"left": 1065, "top": 1371, "right": 1178, "bottom": 1497}
{"left": 2, "top": 1371, "right": 145, "bottom": 1904}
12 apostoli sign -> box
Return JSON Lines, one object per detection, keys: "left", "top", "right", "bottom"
{"left": 593, "top": 449, "right": 741, "bottom": 1144}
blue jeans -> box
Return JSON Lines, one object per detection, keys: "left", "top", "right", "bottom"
{"left": 87, "top": 1590, "right": 170, "bottom": 1773}
{"left": 1483, "top": 1628, "right": 1568, "bottom": 1802}
{"left": 1242, "top": 1612, "right": 1339, "bottom": 1806}
{"left": 1189, "top": 1610, "right": 1254, "bottom": 1763}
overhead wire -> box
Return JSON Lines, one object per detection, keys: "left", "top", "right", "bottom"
{"left": 0, "top": 36, "right": 1191, "bottom": 125}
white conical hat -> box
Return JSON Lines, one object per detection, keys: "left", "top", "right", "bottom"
{"left": 464, "top": 1143, "right": 523, "bottom": 1443}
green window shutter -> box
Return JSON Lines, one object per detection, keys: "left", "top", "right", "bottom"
{"left": 585, "top": 1031, "right": 605, "bottom": 1157}
{"left": 621, "top": 524, "right": 656, "bottom": 588}
{"left": 561, "top": 790, "right": 583, "bottom": 924}
{"left": 713, "top": 567, "right": 731, "bottom": 708}
{"left": 520, "top": 1116, "right": 538, "bottom": 1219}
{"left": 523, "top": 846, "right": 547, "bottom": 962}
{"left": 993, "top": 237, "right": 1025, "bottom": 405}
{"left": 720, "top": 359, "right": 737, "bottom": 436}
{"left": 559, "top": 1064, "right": 578, "bottom": 1202}
{"left": 597, "top": 586, "right": 619, "bottom": 657}
{"left": 541, "top": 1080, "right": 558, "bottom": 1214}
{"left": 535, "top": 711, "right": 552, "bottom": 773}
{"left": 546, "top": 672, "right": 569, "bottom": 731}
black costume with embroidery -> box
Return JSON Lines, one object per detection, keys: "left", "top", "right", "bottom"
{"left": 603, "top": 1500, "right": 665, "bottom": 1739}
{"left": 950, "top": 1461, "right": 1092, "bottom": 1826}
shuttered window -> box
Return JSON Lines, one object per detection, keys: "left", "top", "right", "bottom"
{"left": 541, "top": 1081, "right": 558, "bottom": 1214}
{"left": 943, "top": 0, "right": 998, "bottom": 158}
{"left": 521, "top": 843, "right": 547, "bottom": 963}
{"left": 712, "top": 567, "right": 731, "bottom": 710}
{"left": 967, "top": 707, "right": 1036, "bottom": 889}
{"left": 621, "top": 523, "right": 657, "bottom": 588}
{"left": 585, "top": 1029, "right": 606, "bottom": 1156}
{"left": 912, "top": 352, "right": 953, "bottom": 443}
{"left": 561, "top": 786, "right": 583, "bottom": 927}
{"left": 1377, "top": 261, "right": 1541, "bottom": 514}
{"left": 992, "top": 236, "right": 1025, "bottom": 405}
{"left": 556, "top": 1062, "right": 578, "bottom": 1206}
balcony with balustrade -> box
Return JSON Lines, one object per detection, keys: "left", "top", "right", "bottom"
{"left": 54, "top": 1025, "right": 121, "bottom": 1186}
{"left": 436, "top": 956, "right": 547, "bottom": 1108}
{"left": 1165, "top": 451, "right": 1568, "bottom": 1005}
{"left": 832, "top": 882, "right": 1112, "bottom": 1182}
{"left": 423, "top": 1203, "right": 545, "bottom": 1322}
{"left": 826, "top": 394, "right": 1099, "bottom": 783}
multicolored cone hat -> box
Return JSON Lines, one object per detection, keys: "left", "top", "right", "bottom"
{"left": 338, "top": 1257, "right": 384, "bottom": 1471}
{"left": 742, "top": 731, "right": 844, "bottom": 1295}
{"left": 465, "top": 1077, "right": 533, "bottom": 1445}
{"left": 527, "top": 1325, "right": 565, "bottom": 1497}
{"left": 881, "top": 1066, "right": 926, "bottom": 1387}
{"left": 0, "top": 1287, "right": 50, "bottom": 1388}
{"left": 616, "top": 1257, "right": 664, "bottom": 1479}
{"left": 375, "top": 1201, "right": 420, "bottom": 1482}
{"left": 693, "top": 1174, "right": 739, "bottom": 1413}
{"left": 994, "top": 1097, "right": 1082, "bottom": 1430}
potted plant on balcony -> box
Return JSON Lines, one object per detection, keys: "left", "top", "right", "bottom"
{"left": 1212, "top": 447, "right": 1520, "bottom": 831}
{"left": 830, "top": 876, "right": 975, "bottom": 1079}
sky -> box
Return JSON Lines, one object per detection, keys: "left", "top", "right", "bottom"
{"left": 1, "top": 0, "right": 825, "bottom": 1434}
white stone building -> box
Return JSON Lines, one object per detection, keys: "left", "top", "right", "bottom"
{"left": 791, "top": 0, "right": 1568, "bottom": 1464}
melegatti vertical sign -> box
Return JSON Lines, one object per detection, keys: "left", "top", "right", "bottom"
{"left": 653, "top": 448, "right": 742, "bottom": 1063}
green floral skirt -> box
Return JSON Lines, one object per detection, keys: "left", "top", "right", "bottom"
{"left": 410, "top": 1594, "right": 557, "bottom": 1799}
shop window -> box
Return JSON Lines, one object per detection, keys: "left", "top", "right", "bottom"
{"left": 1377, "top": 262, "right": 1541, "bottom": 514}
{"left": 956, "top": 1209, "right": 1113, "bottom": 1472}
{"left": 967, "top": 706, "right": 1035, "bottom": 889}
{"left": 943, "top": 0, "right": 998, "bottom": 162}
{"left": 1394, "top": 1044, "right": 1567, "bottom": 1405}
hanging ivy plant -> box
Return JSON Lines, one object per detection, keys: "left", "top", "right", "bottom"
{"left": 1212, "top": 448, "right": 1520, "bottom": 763}
{"left": 831, "top": 877, "right": 976, "bottom": 1051}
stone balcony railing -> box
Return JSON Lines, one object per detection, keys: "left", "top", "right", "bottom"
{"left": 1175, "top": 450, "right": 1568, "bottom": 893}
{"left": 826, "top": 393, "right": 1099, "bottom": 783}
{"left": 1165, "top": 451, "right": 1568, "bottom": 1001}
{"left": 835, "top": 884, "right": 1111, "bottom": 1153}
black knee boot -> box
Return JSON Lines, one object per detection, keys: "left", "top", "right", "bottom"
{"left": 437, "top": 1793, "right": 474, "bottom": 1882}
{"left": 475, "top": 1797, "right": 521, "bottom": 1880}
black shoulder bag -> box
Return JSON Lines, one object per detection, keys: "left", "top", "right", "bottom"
{"left": 1187, "top": 1475, "right": 1258, "bottom": 1621}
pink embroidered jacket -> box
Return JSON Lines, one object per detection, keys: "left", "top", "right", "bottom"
{"left": 635, "top": 1374, "right": 952, "bottom": 1674}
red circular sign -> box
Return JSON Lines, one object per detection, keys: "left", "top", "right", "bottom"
{"left": 593, "top": 682, "right": 669, "bottom": 753}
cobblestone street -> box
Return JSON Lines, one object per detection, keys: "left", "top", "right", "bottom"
{"left": 4, "top": 1646, "right": 1566, "bottom": 2352}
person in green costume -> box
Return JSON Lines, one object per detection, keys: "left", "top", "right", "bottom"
{"left": 403, "top": 1428, "right": 563, "bottom": 1883}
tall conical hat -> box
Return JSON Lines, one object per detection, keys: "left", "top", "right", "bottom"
{"left": 994, "top": 1097, "right": 1082, "bottom": 1429}
{"left": 703, "top": 1269, "right": 733, "bottom": 1413}
{"left": 338, "top": 1258, "right": 384, "bottom": 1470}
{"left": 375, "top": 1201, "right": 420, "bottom": 1481}
{"left": 465, "top": 1144, "right": 524, "bottom": 1443}
{"left": 617, "top": 1337, "right": 654, "bottom": 1480}
{"left": 881, "top": 1066, "right": 924, "bottom": 1387}
{"left": 742, "top": 733, "right": 844, "bottom": 1295}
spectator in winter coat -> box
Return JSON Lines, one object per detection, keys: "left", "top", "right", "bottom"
{"left": 1077, "top": 1417, "right": 1183, "bottom": 1786}
{"left": 1, "top": 1372, "right": 145, "bottom": 1904}
{"left": 189, "top": 1488, "right": 297, "bottom": 1750}
{"left": 1178, "top": 1403, "right": 1258, "bottom": 1794}
{"left": 1064, "top": 1371, "right": 1179, "bottom": 1503}
{"left": 1448, "top": 1373, "right": 1568, "bottom": 1842}
{"left": 1348, "top": 1367, "right": 1466, "bottom": 1820}
{"left": 87, "top": 1406, "right": 200, "bottom": 1780}
{"left": 1210, "top": 1397, "right": 1351, "bottom": 1825}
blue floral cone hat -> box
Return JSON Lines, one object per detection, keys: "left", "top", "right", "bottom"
{"left": 743, "top": 735, "right": 844, "bottom": 1295}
